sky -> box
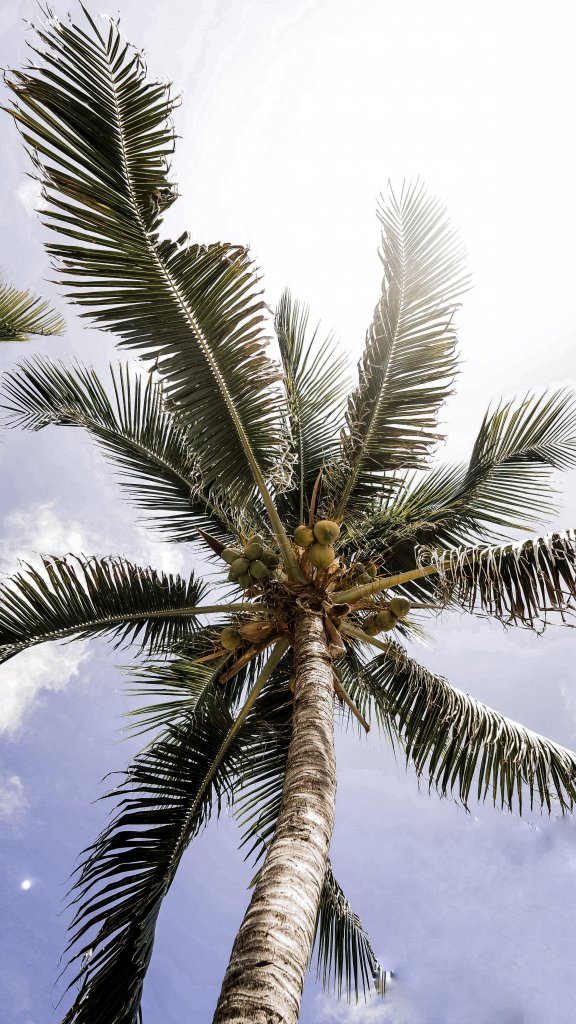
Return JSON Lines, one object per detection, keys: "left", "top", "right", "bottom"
{"left": 1, "top": 1, "right": 576, "bottom": 1022}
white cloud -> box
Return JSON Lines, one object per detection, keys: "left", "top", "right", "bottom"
{"left": 0, "top": 500, "right": 187, "bottom": 577}
{"left": 15, "top": 177, "right": 45, "bottom": 218}
{"left": 0, "top": 642, "right": 90, "bottom": 734}
{"left": 0, "top": 772, "right": 26, "bottom": 821}
{"left": 0, "top": 503, "right": 95, "bottom": 573}
{"left": 0, "top": 500, "right": 190, "bottom": 731}
{"left": 315, "top": 979, "right": 420, "bottom": 1024}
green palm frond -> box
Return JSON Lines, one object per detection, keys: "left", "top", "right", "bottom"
{"left": 60, "top": 697, "right": 242, "bottom": 1024}
{"left": 1, "top": 356, "right": 246, "bottom": 541}
{"left": 233, "top": 658, "right": 294, "bottom": 864}
{"left": 314, "top": 863, "right": 382, "bottom": 1000}
{"left": 347, "top": 641, "right": 576, "bottom": 813}
{"left": 0, "top": 276, "right": 64, "bottom": 340}
{"left": 59, "top": 643, "right": 288, "bottom": 1024}
{"left": 359, "top": 388, "right": 576, "bottom": 552}
{"left": 341, "top": 389, "right": 576, "bottom": 605}
{"left": 125, "top": 632, "right": 271, "bottom": 736}
{"left": 5, "top": 7, "right": 290, "bottom": 509}
{"left": 275, "top": 291, "right": 350, "bottom": 525}
{"left": 462, "top": 388, "right": 576, "bottom": 529}
{"left": 332, "top": 182, "right": 468, "bottom": 516}
{"left": 0, "top": 554, "right": 209, "bottom": 663}
{"left": 427, "top": 529, "right": 576, "bottom": 626}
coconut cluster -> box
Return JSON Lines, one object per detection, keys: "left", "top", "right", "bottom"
{"left": 221, "top": 535, "right": 280, "bottom": 590}
{"left": 294, "top": 519, "right": 341, "bottom": 569}
{"left": 363, "top": 596, "right": 411, "bottom": 635}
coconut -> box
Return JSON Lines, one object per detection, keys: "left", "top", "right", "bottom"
{"left": 294, "top": 524, "right": 315, "bottom": 548}
{"left": 365, "top": 561, "right": 377, "bottom": 578}
{"left": 261, "top": 548, "right": 281, "bottom": 567}
{"left": 237, "top": 572, "right": 253, "bottom": 589}
{"left": 249, "top": 559, "right": 270, "bottom": 581}
{"left": 388, "top": 596, "right": 411, "bottom": 619}
{"left": 231, "top": 557, "right": 249, "bottom": 576}
{"left": 313, "top": 519, "right": 340, "bottom": 545}
{"left": 244, "top": 540, "right": 263, "bottom": 561}
{"left": 363, "top": 615, "right": 381, "bottom": 636}
{"left": 221, "top": 547, "right": 243, "bottom": 565}
{"left": 227, "top": 568, "right": 239, "bottom": 583}
{"left": 375, "top": 609, "right": 397, "bottom": 631}
{"left": 220, "top": 626, "right": 242, "bottom": 651}
{"left": 308, "top": 543, "right": 336, "bottom": 569}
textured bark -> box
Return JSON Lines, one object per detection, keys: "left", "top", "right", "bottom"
{"left": 212, "top": 611, "right": 336, "bottom": 1024}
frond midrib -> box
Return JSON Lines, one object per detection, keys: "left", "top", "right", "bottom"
{"left": 336, "top": 222, "right": 408, "bottom": 516}
{"left": 102, "top": 49, "right": 282, "bottom": 535}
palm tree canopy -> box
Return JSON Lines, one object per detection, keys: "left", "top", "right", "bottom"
{"left": 3, "top": 5, "right": 576, "bottom": 1023}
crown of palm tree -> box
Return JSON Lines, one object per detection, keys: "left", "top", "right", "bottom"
{"left": 2, "top": 6, "right": 576, "bottom": 1024}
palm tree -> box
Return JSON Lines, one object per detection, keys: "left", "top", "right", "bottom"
{"left": 0, "top": 274, "right": 64, "bottom": 341}
{"left": 3, "top": 6, "right": 576, "bottom": 1023}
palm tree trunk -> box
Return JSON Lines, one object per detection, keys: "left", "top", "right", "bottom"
{"left": 212, "top": 610, "right": 336, "bottom": 1024}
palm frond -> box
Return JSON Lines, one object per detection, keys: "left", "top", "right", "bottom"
{"left": 0, "top": 554, "right": 207, "bottom": 663}
{"left": 275, "top": 291, "right": 350, "bottom": 525}
{"left": 124, "top": 630, "right": 271, "bottom": 736}
{"left": 314, "top": 862, "right": 383, "bottom": 1000}
{"left": 332, "top": 182, "right": 468, "bottom": 515}
{"left": 348, "top": 641, "right": 576, "bottom": 813}
{"left": 5, "top": 7, "right": 290, "bottom": 507}
{"left": 0, "top": 275, "right": 64, "bottom": 340}
{"left": 60, "top": 697, "right": 242, "bottom": 1024}
{"left": 461, "top": 388, "right": 576, "bottom": 529}
{"left": 426, "top": 529, "right": 576, "bottom": 626}
{"left": 361, "top": 388, "right": 576, "bottom": 551}
{"left": 59, "top": 643, "right": 289, "bottom": 1024}
{"left": 1, "top": 356, "right": 246, "bottom": 541}
{"left": 340, "top": 390, "right": 576, "bottom": 608}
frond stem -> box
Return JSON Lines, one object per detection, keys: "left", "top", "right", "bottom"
{"left": 341, "top": 622, "right": 396, "bottom": 654}
{"left": 165, "top": 639, "right": 290, "bottom": 876}
{"left": 334, "top": 564, "right": 439, "bottom": 604}
{"left": 94, "top": 30, "right": 301, "bottom": 580}
{"left": 1, "top": 603, "right": 254, "bottom": 658}
{"left": 333, "top": 670, "right": 370, "bottom": 733}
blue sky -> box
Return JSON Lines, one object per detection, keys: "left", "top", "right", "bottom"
{"left": 1, "top": 1, "right": 576, "bottom": 1022}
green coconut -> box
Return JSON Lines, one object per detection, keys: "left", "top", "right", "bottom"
{"left": 244, "top": 540, "right": 264, "bottom": 561}
{"left": 220, "top": 626, "right": 242, "bottom": 651}
{"left": 294, "top": 524, "right": 315, "bottom": 548}
{"left": 237, "top": 572, "right": 253, "bottom": 589}
{"left": 260, "top": 548, "right": 281, "bottom": 567}
{"left": 231, "top": 556, "right": 249, "bottom": 576}
{"left": 249, "top": 559, "right": 270, "bottom": 581}
{"left": 227, "top": 568, "right": 239, "bottom": 583}
{"left": 313, "top": 519, "right": 341, "bottom": 545}
{"left": 363, "top": 615, "right": 381, "bottom": 636}
{"left": 388, "top": 596, "right": 411, "bottom": 619}
{"left": 308, "top": 543, "right": 336, "bottom": 569}
{"left": 375, "top": 609, "right": 397, "bottom": 631}
{"left": 221, "top": 547, "right": 243, "bottom": 565}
